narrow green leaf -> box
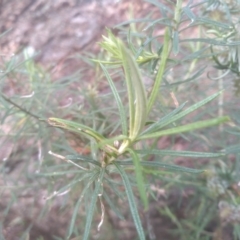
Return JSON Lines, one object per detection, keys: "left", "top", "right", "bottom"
{"left": 172, "top": 31, "right": 179, "bottom": 55}
{"left": 197, "top": 17, "right": 232, "bottom": 29}
{"left": 183, "top": 6, "right": 196, "bottom": 22}
{"left": 48, "top": 118, "right": 105, "bottom": 142}
{"left": 48, "top": 118, "right": 117, "bottom": 154}
{"left": 114, "top": 163, "right": 146, "bottom": 240}
{"left": 127, "top": 29, "right": 137, "bottom": 55}
{"left": 136, "top": 149, "right": 225, "bottom": 158}
{"left": 146, "top": 0, "right": 173, "bottom": 13}
{"left": 143, "top": 168, "right": 170, "bottom": 176}
{"left": 120, "top": 45, "right": 134, "bottom": 138}
{"left": 100, "top": 63, "right": 128, "bottom": 135}
{"left": 144, "top": 91, "right": 223, "bottom": 132}
{"left": 67, "top": 173, "right": 98, "bottom": 239}
{"left": 37, "top": 170, "right": 84, "bottom": 176}
{"left": 165, "top": 66, "right": 206, "bottom": 87}
{"left": 161, "top": 206, "right": 183, "bottom": 231}
{"left": 103, "top": 192, "right": 125, "bottom": 220}
{"left": 147, "top": 27, "right": 171, "bottom": 114}
{"left": 59, "top": 175, "right": 91, "bottom": 195}
{"left": 128, "top": 149, "right": 148, "bottom": 210}
{"left": 143, "top": 18, "right": 171, "bottom": 31}
{"left": 138, "top": 116, "right": 230, "bottom": 140}
{"left": 91, "top": 59, "right": 122, "bottom": 65}
{"left": 181, "top": 38, "right": 240, "bottom": 46}
{"left": 225, "top": 130, "right": 240, "bottom": 136}
{"left": 105, "top": 177, "right": 126, "bottom": 200}
{"left": 116, "top": 160, "right": 203, "bottom": 174}
{"left": 225, "top": 145, "right": 240, "bottom": 154}
{"left": 120, "top": 40, "right": 147, "bottom": 140}
{"left": 182, "top": 47, "right": 209, "bottom": 62}
{"left": 114, "top": 17, "right": 153, "bottom": 28}
{"left": 83, "top": 168, "right": 105, "bottom": 240}
{"left": 66, "top": 155, "right": 101, "bottom": 167}
{"left": 141, "top": 101, "right": 187, "bottom": 136}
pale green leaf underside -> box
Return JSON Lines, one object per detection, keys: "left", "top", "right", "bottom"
{"left": 120, "top": 40, "right": 147, "bottom": 140}
{"left": 137, "top": 116, "right": 230, "bottom": 140}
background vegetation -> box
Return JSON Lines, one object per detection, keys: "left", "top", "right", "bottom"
{"left": 0, "top": 0, "right": 240, "bottom": 240}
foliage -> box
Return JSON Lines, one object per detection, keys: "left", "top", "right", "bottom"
{"left": 0, "top": 0, "right": 240, "bottom": 240}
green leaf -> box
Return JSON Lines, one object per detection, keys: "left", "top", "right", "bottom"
{"left": 183, "top": 5, "right": 196, "bottom": 22}
{"left": 146, "top": 0, "right": 173, "bottom": 13}
{"left": 83, "top": 168, "right": 105, "bottom": 240}
{"left": 138, "top": 116, "right": 230, "bottom": 140}
{"left": 141, "top": 101, "right": 187, "bottom": 136}
{"left": 182, "top": 47, "right": 209, "bottom": 62}
{"left": 142, "top": 91, "right": 224, "bottom": 135}
{"left": 144, "top": 18, "right": 171, "bottom": 31}
{"left": 225, "top": 145, "right": 240, "bottom": 154}
{"left": 105, "top": 177, "right": 126, "bottom": 200}
{"left": 165, "top": 66, "right": 206, "bottom": 87}
{"left": 36, "top": 170, "right": 82, "bottom": 176}
{"left": 127, "top": 149, "right": 148, "bottom": 210}
{"left": 100, "top": 63, "right": 128, "bottom": 135}
{"left": 92, "top": 59, "right": 122, "bottom": 65}
{"left": 114, "top": 163, "right": 146, "bottom": 240}
{"left": 197, "top": 17, "right": 232, "bottom": 29}
{"left": 172, "top": 31, "right": 180, "bottom": 55}
{"left": 226, "top": 130, "right": 240, "bottom": 136}
{"left": 120, "top": 40, "right": 147, "bottom": 140}
{"left": 147, "top": 27, "right": 171, "bottom": 114}
{"left": 66, "top": 155, "right": 101, "bottom": 167}
{"left": 61, "top": 174, "right": 91, "bottom": 192}
{"left": 48, "top": 118, "right": 117, "bottom": 154}
{"left": 116, "top": 160, "right": 203, "bottom": 174}
{"left": 181, "top": 38, "right": 240, "bottom": 46}
{"left": 103, "top": 192, "right": 125, "bottom": 220}
{"left": 114, "top": 17, "right": 153, "bottom": 28}
{"left": 67, "top": 173, "right": 98, "bottom": 239}
{"left": 136, "top": 149, "right": 225, "bottom": 158}
{"left": 48, "top": 118, "right": 104, "bottom": 141}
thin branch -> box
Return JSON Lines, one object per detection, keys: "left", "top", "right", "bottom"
{"left": 1, "top": 93, "right": 46, "bottom": 122}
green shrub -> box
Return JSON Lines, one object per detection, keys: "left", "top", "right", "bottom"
{"left": 1, "top": 1, "right": 240, "bottom": 240}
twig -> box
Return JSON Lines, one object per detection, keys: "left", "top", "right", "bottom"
{"left": 1, "top": 93, "right": 46, "bottom": 122}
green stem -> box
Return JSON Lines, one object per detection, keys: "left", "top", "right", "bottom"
{"left": 174, "top": 0, "right": 182, "bottom": 28}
